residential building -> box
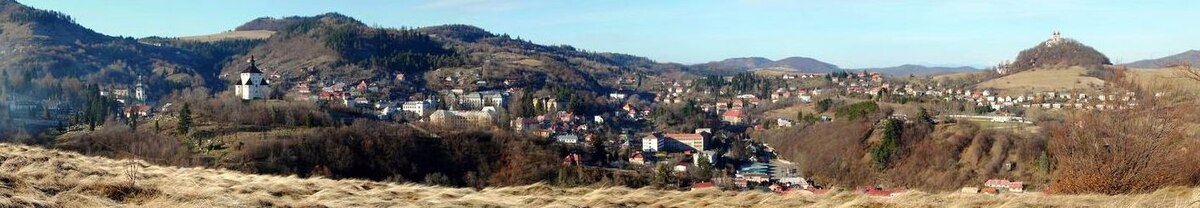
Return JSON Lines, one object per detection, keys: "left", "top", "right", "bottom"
{"left": 642, "top": 134, "right": 663, "bottom": 152}
{"left": 664, "top": 133, "right": 708, "bottom": 151}
{"left": 402, "top": 100, "right": 435, "bottom": 117}
{"left": 722, "top": 109, "right": 745, "bottom": 124}
{"left": 429, "top": 109, "right": 495, "bottom": 127}
{"left": 629, "top": 152, "right": 646, "bottom": 165}
{"left": 124, "top": 104, "right": 151, "bottom": 118}
{"left": 461, "top": 90, "right": 506, "bottom": 109}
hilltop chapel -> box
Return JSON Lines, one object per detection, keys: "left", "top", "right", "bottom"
{"left": 234, "top": 56, "right": 270, "bottom": 100}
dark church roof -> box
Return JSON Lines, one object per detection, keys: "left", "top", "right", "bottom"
{"left": 240, "top": 78, "right": 269, "bottom": 86}
{"left": 242, "top": 56, "right": 263, "bottom": 74}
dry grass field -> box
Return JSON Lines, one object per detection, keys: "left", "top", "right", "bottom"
{"left": 177, "top": 30, "right": 275, "bottom": 42}
{"left": 977, "top": 67, "right": 1105, "bottom": 95}
{"left": 4, "top": 143, "right": 1200, "bottom": 207}
{"left": 932, "top": 71, "right": 987, "bottom": 81}
{"left": 1130, "top": 67, "right": 1200, "bottom": 95}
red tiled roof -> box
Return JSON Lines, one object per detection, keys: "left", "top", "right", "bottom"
{"left": 125, "top": 105, "right": 151, "bottom": 113}
{"left": 692, "top": 182, "right": 715, "bottom": 189}
{"left": 722, "top": 109, "right": 744, "bottom": 118}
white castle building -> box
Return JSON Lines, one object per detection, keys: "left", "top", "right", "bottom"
{"left": 234, "top": 57, "right": 270, "bottom": 100}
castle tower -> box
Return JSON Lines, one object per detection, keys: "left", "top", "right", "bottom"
{"left": 235, "top": 56, "right": 270, "bottom": 100}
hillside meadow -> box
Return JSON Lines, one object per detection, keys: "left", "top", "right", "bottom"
{"left": 976, "top": 67, "right": 1105, "bottom": 95}
{"left": 3, "top": 143, "right": 1200, "bottom": 207}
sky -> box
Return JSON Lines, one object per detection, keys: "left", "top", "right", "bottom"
{"left": 19, "top": 0, "right": 1200, "bottom": 68}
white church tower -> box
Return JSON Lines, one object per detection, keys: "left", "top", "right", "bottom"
{"left": 235, "top": 56, "right": 270, "bottom": 100}
{"left": 134, "top": 75, "right": 146, "bottom": 103}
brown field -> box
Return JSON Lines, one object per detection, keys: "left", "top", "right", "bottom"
{"left": 177, "top": 30, "right": 276, "bottom": 42}
{"left": 977, "top": 67, "right": 1105, "bottom": 95}
{"left": 1130, "top": 68, "right": 1200, "bottom": 95}
{"left": 932, "top": 71, "right": 987, "bottom": 81}
{"left": 7, "top": 143, "right": 1200, "bottom": 207}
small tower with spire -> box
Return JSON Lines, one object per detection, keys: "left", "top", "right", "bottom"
{"left": 235, "top": 56, "right": 270, "bottom": 100}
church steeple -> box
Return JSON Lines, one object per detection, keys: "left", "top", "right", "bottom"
{"left": 242, "top": 56, "right": 263, "bottom": 74}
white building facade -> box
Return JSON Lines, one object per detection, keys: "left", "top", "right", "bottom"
{"left": 235, "top": 57, "right": 270, "bottom": 100}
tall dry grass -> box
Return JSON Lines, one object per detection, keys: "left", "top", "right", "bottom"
{"left": 6, "top": 140, "right": 1200, "bottom": 207}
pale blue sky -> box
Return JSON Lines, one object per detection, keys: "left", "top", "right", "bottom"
{"left": 19, "top": 0, "right": 1200, "bottom": 68}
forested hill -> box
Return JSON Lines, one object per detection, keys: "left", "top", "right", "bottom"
{"left": 0, "top": 0, "right": 693, "bottom": 101}
{"left": 0, "top": 0, "right": 210, "bottom": 99}
{"left": 415, "top": 24, "right": 688, "bottom": 92}
{"left": 212, "top": 13, "right": 461, "bottom": 91}
{"left": 1005, "top": 37, "right": 1111, "bottom": 74}
{"left": 216, "top": 15, "right": 688, "bottom": 95}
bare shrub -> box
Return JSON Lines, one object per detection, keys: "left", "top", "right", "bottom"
{"left": 1046, "top": 67, "right": 1200, "bottom": 194}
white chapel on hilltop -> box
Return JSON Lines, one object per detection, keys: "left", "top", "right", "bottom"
{"left": 1045, "top": 31, "right": 1064, "bottom": 46}
{"left": 235, "top": 56, "right": 270, "bottom": 100}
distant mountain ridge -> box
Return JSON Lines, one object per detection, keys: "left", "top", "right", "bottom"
{"left": 690, "top": 56, "right": 841, "bottom": 75}
{"left": 856, "top": 64, "right": 980, "bottom": 76}
{"left": 690, "top": 56, "right": 980, "bottom": 76}
{"left": 1125, "top": 50, "right": 1200, "bottom": 69}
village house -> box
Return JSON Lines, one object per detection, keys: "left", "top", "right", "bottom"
{"left": 123, "top": 104, "right": 152, "bottom": 118}
{"left": 374, "top": 101, "right": 396, "bottom": 118}
{"left": 722, "top": 109, "right": 745, "bottom": 124}
{"left": 555, "top": 134, "right": 581, "bottom": 144}
{"left": 691, "top": 182, "right": 715, "bottom": 191}
{"left": 673, "top": 162, "right": 690, "bottom": 172}
{"left": 401, "top": 100, "right": 435, "bottom": 117}
{"left": 510, "top": 117, "right": 541, "bottom": 131}
{"left": 629, "top": 152, "right": 647, "bottom": 165}
{"left": 777, "top": 118, "right": 794, "bottom": 127}
{"left": 394, "top": 73, "right": 406, "bottom": 81}
{"left": 984, "top": 179, "right": 1025, "bottom": 193}
{"left": 608, "top": 92, "right": 628, "bottom": 100}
